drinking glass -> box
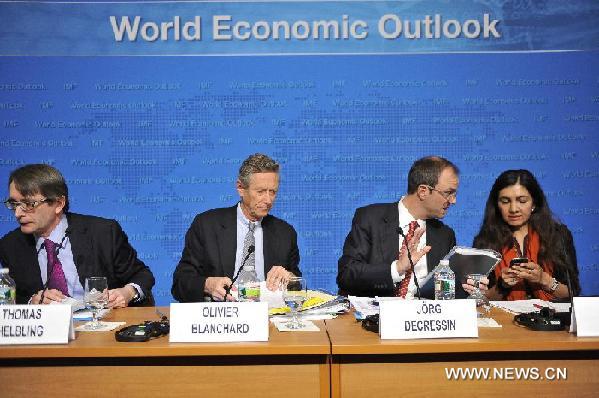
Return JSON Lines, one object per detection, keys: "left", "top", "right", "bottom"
{"left": 466, "top": 273, "right": 491, "bottom": 317}
{"left": 283, "top": 277, "right": 307, "bottom": 329}
{"left": 84, "top": 277, "right": 108, "bottom": 330}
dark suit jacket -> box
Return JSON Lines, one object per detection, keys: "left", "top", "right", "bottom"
{"left": 0, "top": 213, "right": 155, "bottom": 305}
{"left": 171, "top": 205, "right": 301, "bottom": 302}
{"left": 337, "top": 202, "right": 456, "bottom": 298}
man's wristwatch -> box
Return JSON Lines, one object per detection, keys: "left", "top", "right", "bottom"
{"left": 130, "top": 287, "right": 140, "bottom": 303}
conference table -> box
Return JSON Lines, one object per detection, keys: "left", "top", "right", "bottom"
{"left": 1, "top": 306, "right": 599, "bottom": 397}
{"left": 325, "top": 308, "right": 599, "bottom": 397}
{"left": 0, "top": 307, "right": 331, "bottom": 398}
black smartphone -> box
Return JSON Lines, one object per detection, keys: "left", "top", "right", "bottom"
{"left": 509, "top": 257, "right": 529, "bottom": 267}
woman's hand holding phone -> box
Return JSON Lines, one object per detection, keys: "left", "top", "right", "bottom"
{"left": 500, "top": 265, "right": 521, "bottom": 288}
{"left": 510, "top": 258, "right": 545, "bottom": 284}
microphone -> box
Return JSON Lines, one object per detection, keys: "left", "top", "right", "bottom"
{"left": 224, "top": 245, "right": 255, "bottom": 300}
{"left": 38, "top": 228, "right": 70, "bottom": 304}
{"left": 552, "top": 268, "right": 574, "bottom": 327}
{"left": 396, "top": 226, "right": 421, "bottom": 300}
{"left": 555, "top": 230, "right": 575, "bottom": 326}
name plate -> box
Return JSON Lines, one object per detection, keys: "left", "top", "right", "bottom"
{"left": 572, "top": 297, "right": 599, "bottom": 337}
{"left": 379, "top": 299, "right": 478, "bottom": 339}
{"left": 169, "top": 302, "right": 269, "bottom": 342}
{"left": 0, "top": 305, "right": 72, "bottom": 345}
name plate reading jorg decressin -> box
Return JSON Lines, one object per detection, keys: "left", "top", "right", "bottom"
{"left": 379, "top": 299, "right": 478, "bottom": 340}
{"left": 169, "top": 302, "right": 269, "bottom": 342}
{"left": 0, "top": 305, "right": 72, "bottom": 345}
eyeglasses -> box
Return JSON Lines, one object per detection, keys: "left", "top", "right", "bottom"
{"left": 4, "top": 198, "right": 51, "bottom": 212}
{"left": 424, "top": 185, "right": 457, "bottom": 201}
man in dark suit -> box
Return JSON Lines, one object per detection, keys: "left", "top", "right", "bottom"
{"left": 338, "top": 156, "right": 460, "bottom": 299}
{"left": 172, "top": 153, "right": 300, "bottom": 302}
{"left": 0, "top": 164, "right": 155, "bottom": 306}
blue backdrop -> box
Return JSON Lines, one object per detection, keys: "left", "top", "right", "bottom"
{"left": 1, "top": 1, "right": 598, "bottom": 303}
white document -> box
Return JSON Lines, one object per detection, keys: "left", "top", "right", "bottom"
{"left": 75, "top": 321, "right": 125, "bottom": 332}
{"left": 260, "top": 281, "right": 285, "bottom": 308}
{"left": 348, "top": 295, "right": 380, "bottom": 318}
{"left": 571, "top": 297, "right": 599, "bottom": 336}
{"left": 72, "top": 308, "right": 110, "bottom": 321}
{"left": 271, "top": 319, "right": 320, "bottom": 332}
{"left": 420, "top": 246, "right": 501, "bottom": 298}
{"left": 51, "top": 296, "right": 86, "bottom": 311}
{"left": 491, "top": 299, "right": 570, "bottom": 315}
{"left": 477, "top": 317, "right": 501, "bottom": 328}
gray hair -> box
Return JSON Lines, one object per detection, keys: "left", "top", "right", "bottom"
{"left": 9, "top": 164, "right": 70, "bottom": 212}
{"left": 238, "top": 153, "right": 280, "bottom": 188}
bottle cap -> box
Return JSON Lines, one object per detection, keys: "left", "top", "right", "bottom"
{"left": 0, "top": 268, "right": 8, "bottom": 274}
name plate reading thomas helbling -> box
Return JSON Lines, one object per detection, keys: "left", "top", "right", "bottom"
{"left": 0, "top": 305, "right": 72, "bottom": 345}
{"left": 169, "top": 302, "right": 269, "bottom": 342}
{"left": 379, "top": 299, "right": 478, "bottom": 339}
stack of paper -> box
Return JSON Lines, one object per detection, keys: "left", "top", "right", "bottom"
{"left": 491, "top": 299, "right": 571, "bottom": 315}
{"left": 268, "top": 289, "right": 344, "bottom": 316}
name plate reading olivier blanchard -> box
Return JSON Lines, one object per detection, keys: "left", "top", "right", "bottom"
{"left": 169, "top": 302, "right": 269, "bottom": 342}
{"left": 379, "top": 299, "right": 478, "bottom": 340}
{"left": 0, "top": 305, "right": 73, "bottom": 345}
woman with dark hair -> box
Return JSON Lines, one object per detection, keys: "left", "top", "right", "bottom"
{"left": 473, "top": 169, "right": 580, "bottom": 301}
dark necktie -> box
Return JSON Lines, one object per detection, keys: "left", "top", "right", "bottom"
{"left": 44, "top": 239, "right": 69, "bottom": 296}
{"left": 394, "top": 221, "right": 419, "bottom": 298}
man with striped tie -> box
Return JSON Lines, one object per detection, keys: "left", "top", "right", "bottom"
{"left": 172, "top": 153, "right": 301, "bottom": 302}
{"left": 337, "top": 156, "right": 460, "bottom": 299}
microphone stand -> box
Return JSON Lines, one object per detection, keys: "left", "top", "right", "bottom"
{"left": 397, "top": 226, "right": 421, "bottom": 300}
{"left": 560, "top": 231, "right": 575, "bottom": 326}
{"left": 224, "top": 245, "right": 255, "bottom": 301}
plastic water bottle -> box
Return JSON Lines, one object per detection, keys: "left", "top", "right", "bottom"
{"left": 434, "top": 260, "right": 455, "bottom": 300}
{"left": 236, "top": 265, "right": 260, "bottom": 302}
{"left": 0, "top": 268, "right": 16, "bottom": 305}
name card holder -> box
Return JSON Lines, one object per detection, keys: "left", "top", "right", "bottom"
{"left": 169, "top": 302, "right": 269, "bottom": 343}
{"left": 0, "top": 305, "right": 73, "bottom": 345}
{"left": 379, "top": 299, "right": 478, "bottom": 340}
{"left": 571, "top": 297, "right": 599, "bottom": 337}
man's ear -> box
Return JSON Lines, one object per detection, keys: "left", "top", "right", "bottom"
{"left": 236, "top": 179, "right": 245, "bottom": 197}
{"left": 54, "top": 196, "right": 66, "bottom": 214}
{"left": 416, "top": 185, "right": 429, "bottom": 200}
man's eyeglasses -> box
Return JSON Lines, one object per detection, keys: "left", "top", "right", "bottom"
{"left": 4, "top": 198, "right": 51, "bottom": 212}
{"left": 424, "top": 185, "right": 457, "bottom": 201}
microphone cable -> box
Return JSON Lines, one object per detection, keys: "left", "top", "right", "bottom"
{"left": 224, "top": 245, "right": 255, "bottom": 301}
{"left": 397, "top": 226, "right": 421, "bottom": 300}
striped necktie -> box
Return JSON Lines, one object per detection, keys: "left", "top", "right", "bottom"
{"left": 394, "top": 221, "right": 419, "bottom": 298}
